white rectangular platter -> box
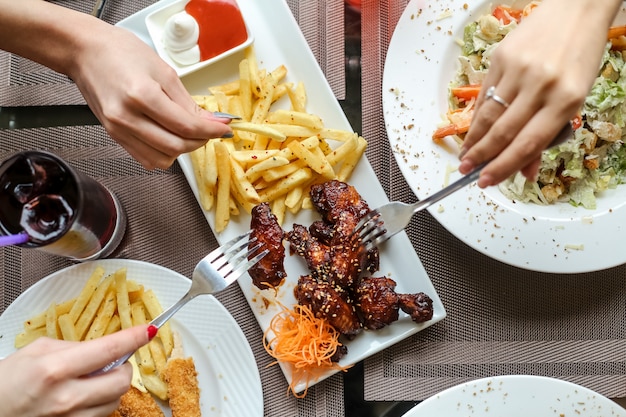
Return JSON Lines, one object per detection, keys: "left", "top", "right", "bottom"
{"left": 117, "top": 0, "right": 446, "bottom": 394}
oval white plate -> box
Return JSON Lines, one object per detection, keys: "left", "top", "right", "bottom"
{"left": 0, "top": 259, "right": 263, "bottom": 417}
{"left": 402, "top": 375, "right": 626, "bottom": 416}
{"left": 383, "top": 0, "right": 626, "bottom": 273}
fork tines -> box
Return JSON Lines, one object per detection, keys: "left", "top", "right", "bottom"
{"left": 354, "top": 211, "right": 387, "bottom": 250}
{"left": 208, "top": 231, "right": 268, "bottom": 279}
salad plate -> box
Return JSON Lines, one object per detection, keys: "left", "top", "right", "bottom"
{"left": 401, "top": 375, "right": 626, "bottom": 416}
{"left": 0, "top": 259, "right": 263, "bottom": 417}
{"left": 383, "top": 0, "right": 626, "bottom": 273}
{"left": 118, "top": 0, "right": 446, "bottom": 394}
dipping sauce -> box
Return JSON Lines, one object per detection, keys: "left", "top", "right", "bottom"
{"left": 184, "top": 0, "right": 248, "bottom": 62}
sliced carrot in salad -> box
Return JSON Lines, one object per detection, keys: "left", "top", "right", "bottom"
{"left": 608, "top": 25, "right": 626, "bottom": 40}
{"left": 451, "top": 84, "right": 482, "bottom": 101}
{"left": 492, "top": 5, "right": 523, "bottom": 25}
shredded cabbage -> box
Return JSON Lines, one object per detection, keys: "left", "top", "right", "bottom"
{"left": 452, "top": 4, "right": 626, "bottom": 210}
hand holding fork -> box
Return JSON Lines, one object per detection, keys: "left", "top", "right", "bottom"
{"left": 91, "top": 231, "right": 267, "bottom": 375}
{"left": 354, "top": 123, "right": 574, "bottom": 251}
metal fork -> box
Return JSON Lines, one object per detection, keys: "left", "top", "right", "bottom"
{"left": 355, "top": 123, "right": 574, "bottom": 250}
{"left": 91, "top": 231, "right": 268, "bottom": 375}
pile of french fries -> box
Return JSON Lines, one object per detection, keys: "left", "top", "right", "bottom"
{"left": 190, "top": 47, "right": 368, "bottom": 232}
{"left": 15, "top": 267, "right": 174, "bottom": 401}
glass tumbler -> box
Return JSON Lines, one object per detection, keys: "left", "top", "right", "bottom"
{"left": 0, "top": 150, "right": 126, "bottom": 260}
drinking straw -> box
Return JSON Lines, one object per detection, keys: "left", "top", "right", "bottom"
{"left": 0, "top": 232, "right": 29, "bottom": 247}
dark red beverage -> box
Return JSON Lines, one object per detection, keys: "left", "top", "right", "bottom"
{"left": 0, "top": 151, "right": 126, "bottom": 260}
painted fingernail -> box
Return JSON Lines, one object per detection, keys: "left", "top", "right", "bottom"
{"left": 147, "top": 325, "right": 158, "bottom": 340}
{"left": 458, "top": 158, "right": 474, "bottom": 174}
{"left": 221, "top": 131, "right": 234, "bottom": 138}
{"left": 213, "top": 112, "right": 242, "bottom": 119}
{"left": 477, "top": 173, "right": 493, "bottom": 188}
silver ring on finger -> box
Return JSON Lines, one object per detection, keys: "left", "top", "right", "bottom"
{"left": 485, "top": 85, "right": 510, "bottom": 109}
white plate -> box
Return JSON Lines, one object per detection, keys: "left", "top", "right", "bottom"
{"left": 0, "top": 259, "right": 263, "bottom": 417}
{"left": 144, "top": 0, "right": 253, "bottom": 77}
{"left": 402, "top": 375, "right": 626, "bottom": 416}
{"left": 118, "top": 0, "right": 446, "bottom": 394}
{"left": 383, "top": 0, "right": 626, "bottom": 274}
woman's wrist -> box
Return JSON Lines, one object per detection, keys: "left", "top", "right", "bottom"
{"left": 0, "top": 0, "right": 109, "bottom": 76}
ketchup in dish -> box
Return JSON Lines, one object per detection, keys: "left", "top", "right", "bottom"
{"left": 184, "top": 0, "right": 248, "bottom": 62}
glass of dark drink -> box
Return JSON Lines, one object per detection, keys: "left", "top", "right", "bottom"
{"left": 0, "top": 150, "right": 126, "bottom": 260}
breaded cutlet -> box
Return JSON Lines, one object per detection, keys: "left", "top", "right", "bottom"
{"left": 162, "top": 357, "right": 201, "bottom": 417}
{"left": 116, "top": 386, "right": 165, "bottom": 417}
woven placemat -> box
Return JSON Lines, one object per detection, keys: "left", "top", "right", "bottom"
{"left": 0, "top": 125, "right": 344, "bottom": 416}
{"left": 360, "top": 0, "right": 626, "bottom": 402}
{"left": 0, "top": 0, "right": 345, "bottom": 106}
{"left": 0, "top": 2, "right": 348, "bottom": 415}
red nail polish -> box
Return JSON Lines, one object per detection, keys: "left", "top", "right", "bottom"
{"left": 147, "top": 325, "right": 158, "bottom": 340}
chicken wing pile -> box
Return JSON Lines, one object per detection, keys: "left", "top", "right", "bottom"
{"left": 249, "top": 180, "right": 434, "bottom": 357}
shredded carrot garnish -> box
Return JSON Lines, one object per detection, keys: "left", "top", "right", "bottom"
{"left": 263, "top": 303, "right": 351, "bottom": 398}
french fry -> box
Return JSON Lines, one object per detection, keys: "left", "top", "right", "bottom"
{"left": 85, "top": 288, "right": 117, "bottom": 340}
{"left": 265, "top": 110, "right": 324, "bottom": 130}
{"left": 204, "top": 141, "right": 218, "bottom": 189}
{"left": 15, "top": 266, "right": 181, "bottom": 404}
{"left": 105, "top": 314, "right": 121, "bottom": 335}
{"left": 114, "top": 269, "right": 132, "bottom": 330}
{"left": 58, "top": 313, "right": 79, "bottom": 342}
{"left": 24, "top": 299, "right": 74, "bottom": 331}
{"left": 289, "top": 81, "right": 307, "bottom": 111}
{"left": 230, "top": 157, "right": 261, "bottom": 205}
{"left": 238, "top": 58, "right": 252, "bottom": 120}
{"left": 262, "top": 159, "right": 307, "bottom": 183}
{"left": 230, "top": 121, "right": 287, "bottom": 143}
{"left": 141, "top": 289, "right": 174, "bottom": 357}
{"left": 264, "top": 123, "right": 318, "bottom": 139}
{"left": 131, "top": 302, "right": 155, "bottom": 373}
{"left": 148, "top": 338, "right": 168, "bottom": 375}
{"left": 140, "top": 370, "right": 169, "bottom": 401}
{"left": 75, "top": 274, "right": 114, "bottom": 340}
{"left": 190, "top": 146, "right": 214, "bottom": 211}
{"left": 271, "top": 195, "right": 287, "bottom": 225}
{"left": 187, "top": 47, "right": 369, "bottom": 227}
{"left": 231, "top": 149, "right": 279, "bottom": 164}
{"left": 208, "top": 80, "right": 239, "bottom": 96}
{"left": 258, "top": 167, "right": 313, "bottom": 202}
{"left": 15, "top": 326, "right": 47, "bottom": 348}
{"left": 244, "top": 155, "right": 290, "bottom": 183}
{"left": 320, "top": 128, "right": 359, "bottom": 142}
{"left": 45, "top": 301, "right": 59, "bottom": 339}
{"left": 285, "top": 186, "right": 304, "bottom": 210}
{"left": 338, "top": 136, "right": 367, "bottom": 182}
{"left": 245, "top": 47, "right": 262, "bottom": 98}
{"left": 68, "top": 266, "right": 104, "bottom": 324}
{"left": 214, "top": 140, "right": 232, "bottom": 232}
{"left": 287, "top": 139, "right": 334, "bottom": 179}
{"left": 325, "top": 134, "right": 358, "bottom": 166}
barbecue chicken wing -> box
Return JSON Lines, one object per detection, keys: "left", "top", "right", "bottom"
{"left": 287, "top": 223, "right": 363, "bottom": 288}
{"left": 355, "top": 277, "right": 400, "bottom": 330}
{"left": 249, "top": 202, "right": 286, "bottom": 289}
{"left": 398, "top": 292, "right": 434, "bottom": 323}
{"left": 288, "top": 180, "right": 379, "bottom": 289}
{"left": 294, "top": 275, "right": 362, "bottom": 337}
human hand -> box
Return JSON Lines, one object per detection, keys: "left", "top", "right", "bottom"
{"left": 0, "top": 324, "right": 153, "bottom": 417}
{"left": 458, "top": 0, "right": 621, "bottom": 188}
{"left": 69, "top": 22, "right": 233, "bottom": 170}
